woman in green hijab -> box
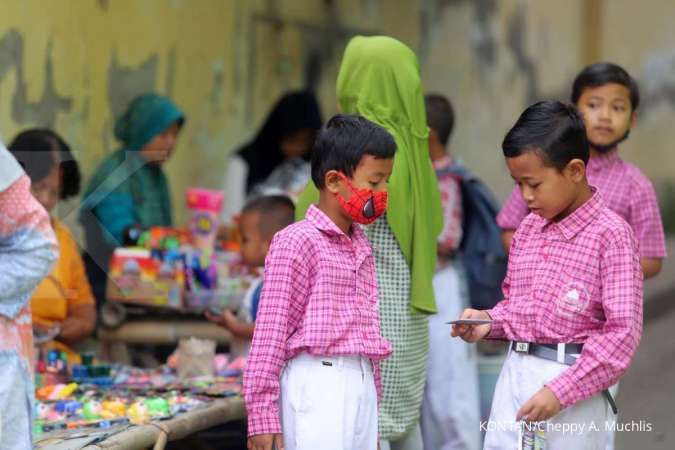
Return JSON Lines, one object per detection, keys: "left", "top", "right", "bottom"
{"left": 80, "top": 93, "right": 185, "bottom": 304}
{"left": 296, "top": 36, "right": 442, "bottom": 448}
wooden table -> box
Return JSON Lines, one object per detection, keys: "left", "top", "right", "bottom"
{"left": 35, "top": 396, "right": 245, "bottom": 450}
{"left": 98, "top": 320, "right": 232, "bottom": 365}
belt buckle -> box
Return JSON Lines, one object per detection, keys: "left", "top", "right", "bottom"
{"left": 514, "top": 342, "right": 530, "bottom": 353}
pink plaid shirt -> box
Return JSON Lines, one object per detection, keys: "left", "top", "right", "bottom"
{"left": 488, "top": 190, "right": 643, "bottom": 408}
{"left": 433, "top": 155, "right": 463, "bottom": 254}
{"left": 243, "top": 204, "right": 392, "bottom": 436}
{"left": 497, "top": 150, "right": 667, "bottom": 258}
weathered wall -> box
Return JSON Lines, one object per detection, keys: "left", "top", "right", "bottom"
{"left": 0, "top": 0, "right": 418, "bottom": 232}
{"left": 600, "top": 0, "right": 675, "bottom": 228}
{"left": 419, "top": 0, "right": 585, "bottom": 201}
{"left": 419, "top": 0, "right": 675, "bottom": 230}
{"left": 1, "top": 0, "right": 673, "bottom": 234}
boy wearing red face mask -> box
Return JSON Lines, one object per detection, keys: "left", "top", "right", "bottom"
{"left": 244, "top": 114, "right": 395, "bottom": 450}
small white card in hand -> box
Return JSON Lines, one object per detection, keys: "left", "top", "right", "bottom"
{"left": 446, "top": 319, "right": 492, "bottom": 325}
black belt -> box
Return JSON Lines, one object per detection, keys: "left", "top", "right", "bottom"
{"left": 511, "top": 342, "right": 618, "bottom": 415}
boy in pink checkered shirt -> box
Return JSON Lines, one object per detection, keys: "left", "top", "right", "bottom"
{"left": 499, "top": 63, "right": 666, "bottom": 279}
{"left": 453, "top": 101, "right": 643, "bottom": 449}
{"left": 244, "top": 114, "right": 395, "bottom": 450}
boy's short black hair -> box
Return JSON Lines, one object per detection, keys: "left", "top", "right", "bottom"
{"left": 425, "top": 93, "right": 455, "bottom": 147}
{"left": 502, "top": 100, "right": 589, "bottom": 171}
{"left": 241, "top": 195, "right": 295, "bottom": 239}
{"left": 8, "top": 129, "right": 81, "bottom": 200}
{"left": 571, "top": 62, "right": 640, "bottom": 111}
{"left": 310, "top": 114, "right": 396, "bottom": 189}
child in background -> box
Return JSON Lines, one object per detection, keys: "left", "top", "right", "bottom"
{"left": 10, "top": 129, "right": 97, "bottom": 362}
{"left": 498, "top": 63, "right": 666, "bottom": 279}
{"left": 244, "top": 114, "right": 395, "bottom": 450}
{"left": 206, "top": 195, "right": 295, "bottom": 356}
{"left": 453, "top": 101, "right": 643, "bottom": 449}
{"left": 421, "top": 94, "right": 481, "bottom": 450}
{"left": 0, "top": 143, "right": 57, "bottom": 449}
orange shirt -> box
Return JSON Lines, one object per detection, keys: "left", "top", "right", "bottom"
{"left": 31, "top": 219, "right": 94, "bottom": 327}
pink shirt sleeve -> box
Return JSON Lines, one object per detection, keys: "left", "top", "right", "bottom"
{"left": 629, "top": 180, "right": 667, "bottom": 259}
{"left": 486, "top": 229, "right": 521, "bottom": 340}
{"left": 437, "top": 175, "right": 463, "bottom": 251}
{"left": 496, "top": 186, "right": 529, "bottom": 231}
{"left": 243, "top": 232, "right": 308, "bottom": 437}
{"left": 546, "top": 232, "right": 643, "bottom": 408}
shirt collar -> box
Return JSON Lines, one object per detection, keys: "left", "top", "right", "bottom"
{"left": 432, "top": 155, "right": 453, "bottom": 171}
{"left": 305, "top": 204, "right": 363, "bottom": 239}
{"left": 587, "top": 149, "right": 620, "bottom": 173}
{"left": 305, "top": 204, "right": 372, "bottom": 262}
{"left": 543, "top": 187, "right": 604, "bottom": 240}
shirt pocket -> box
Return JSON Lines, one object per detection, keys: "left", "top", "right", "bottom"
{"left": 545, "top": 268, "right": 603, "bottom": 336}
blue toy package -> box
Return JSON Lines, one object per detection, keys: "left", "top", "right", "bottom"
{"left": 184, "top": 248, "right": 229, "bottom": 311}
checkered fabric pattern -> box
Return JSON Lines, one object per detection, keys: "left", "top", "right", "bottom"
{"left": 244, "top": 205, "right": 392, "bottom": 437}
{"left": 497, "top": 150, "right": 666, "bottom": 258}
{"left": 488, "top": 190, "right": 643, "bottom": 408}
{"left": 363, "top": 214, "right": 429, "bottom": 440}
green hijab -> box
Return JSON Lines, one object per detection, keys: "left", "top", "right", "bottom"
{"left": 80, "top": 93, "right": 185, "bottom": 243}
{"left": 114, "top": 93, "right": 185, "bottom": 152}
{"left": 296, "top": 36, "right": 442, "bottom": 314}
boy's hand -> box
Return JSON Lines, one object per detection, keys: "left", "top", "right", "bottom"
{"left": 517, "top": 386, "right": 561, "bottom": 422}
{"left": 205, "top": 310, "right": 238, "bottom": 331}
{"left": 205, "top": 310, "right": 226, "bottom": 327}
{"left": 221, "top": 310, "right": 239, "bottom": 329}
{"left": 247, "top": 433, "right": 284, "bottom": 450}
{"left": 450, "top": 309, "right": 492, "bottom": 342}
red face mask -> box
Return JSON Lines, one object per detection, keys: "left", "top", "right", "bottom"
{"left": 334, "top": 173, "right": 388, "bottom": 224}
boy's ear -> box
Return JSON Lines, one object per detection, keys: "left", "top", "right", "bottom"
{"left": 630, "top": 111, "right": 638, "bottom": 129}
{"left": 565, "top": 158, "right": 586, "bottom": 182}
{"left": 324, "top": 170, "right": 342, "bottom": 194}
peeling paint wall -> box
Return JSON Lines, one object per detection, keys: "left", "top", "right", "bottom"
{"left": 1, "top": 0, "right": 672, "bottom": 234}
{"left": 0, "top": 0, "right": 416, "bottom": 232}
{"left": 419, "top": 0, "right": 674, "bottom": 217}
{"left": 601, "top": 0, "right": 675, "bottom": 189}
{"left": 419, "top": 0, "right": 584, "bottom": 201}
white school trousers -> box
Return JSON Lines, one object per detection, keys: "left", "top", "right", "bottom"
{"left": 483, "top": 350, "right": 608, "bottom": 450}
{"left": 281, "top": 353, "right": 378, "bottom": 450}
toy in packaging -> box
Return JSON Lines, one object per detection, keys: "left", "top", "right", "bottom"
{"left": 186, "top": 188, "right": 224, "bottom": 250}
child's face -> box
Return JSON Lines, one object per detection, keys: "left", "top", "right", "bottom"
{"left": 238, "top": 211, "right": 269, "bottom": 267}
{"left": 576, "top": 83, "right": 636, "bottom": 150}
{"left": 31, "top": 166, "right": 60, "bottom": 213}
{"left": 506, "top": 151, "right": 586, "bottom": 221}
{"left": 338, "top": 155, "right": 394, "bottom": 196}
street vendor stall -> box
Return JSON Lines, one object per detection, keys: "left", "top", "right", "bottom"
{"left": 91, "top": 188, "right": 257, "bottom": 365}
{"left": 33, "top": 350, "right": 247, "bottom": 449}
{"left": 32, "top": 188, "right": 251, "bottom": 448}
{"left": 35, "top": 396, "right": 245, "bottom": 450}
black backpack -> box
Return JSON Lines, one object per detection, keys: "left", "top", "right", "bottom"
{"left": 436, "top": 163, "right": 507, "bottom": 309}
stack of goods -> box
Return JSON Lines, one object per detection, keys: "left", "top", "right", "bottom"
{"left": 105, "top": 187, "right": 257, "bottom": 315}
{"left": 106, "top": 227, "right": 187, "bottom": 309}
